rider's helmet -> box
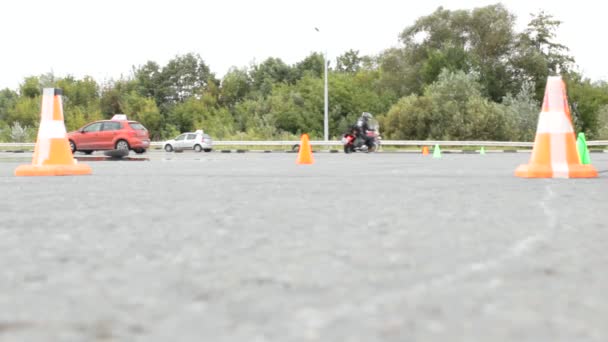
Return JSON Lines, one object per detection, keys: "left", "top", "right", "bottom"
{"left": 357, "top": 112, "right": 371, "bottom": 129}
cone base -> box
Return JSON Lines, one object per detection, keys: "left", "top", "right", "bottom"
{"left": 15, "top": 163, "right": 92, "bottom": 176}
{"left": 515, "top": 163, "right": 597, "bottom": 178}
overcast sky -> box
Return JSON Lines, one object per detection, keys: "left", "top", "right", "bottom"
{"left": 1, "top": 0, "right": 605, "bottom": 90}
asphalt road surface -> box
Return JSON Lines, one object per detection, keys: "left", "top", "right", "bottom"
{"left": 1, "top": 151, "right": 607, "bottom": 341}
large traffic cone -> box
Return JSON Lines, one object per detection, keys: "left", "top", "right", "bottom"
{"left": 576, "top": 132, "right": 592, "bottom": 165}
{"left": 515, "top": 76, "right": 597, "bottom": 178}
{"left": 15, "top": 88, "right": 92, "bottom": 176}
{"left": 422, "top": 146, "right": 429, "bottom": 155}
{"left": 296, "top": 134, "right": 314, "bottom": 164}
{"left": 432, "top": 144, "right": 442, "bottom": 158}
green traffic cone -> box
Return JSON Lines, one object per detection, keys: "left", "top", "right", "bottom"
{"left": 480, "top": 146, "right": 486, "bottom": 155}
{"left": 576, "top": 133, "right": 584, "bottom": 162}
{"left": 432, "top": 144, "right": 442, "bottom": 158}
{"left": 576, "top": 132, "right": 592, "bottom": 165}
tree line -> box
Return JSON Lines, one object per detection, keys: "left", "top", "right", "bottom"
{"left": 1, "top": 4, "right": 607, "bottom": 142}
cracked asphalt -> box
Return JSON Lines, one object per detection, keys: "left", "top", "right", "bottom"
{"left": 0, "top": 151, "right": 607, "bottom": 341}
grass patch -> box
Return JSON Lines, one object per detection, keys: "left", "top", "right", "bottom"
{"left": 0, "top": 146, "right": 34, "bottom": 152}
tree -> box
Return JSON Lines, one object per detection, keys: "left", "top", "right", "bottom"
{"left": 501, "top": 81, "right": 539, "bottom": 141}
{"left": 511, "top": 11, "right": 575, "bottom": 101}
{"left": 63, "top": 106, "right": 88, "bottom": 132}
{"left": 120, "top": 92, "right": 163, "bottom": 140}
{"left": 220, "top": 67, "right": 252, "bottom": 108}
{"left": 133, "top": 61, "right": 163, "bottom": 102}
{"left": 268, "top": 76, "right": 323, "bottom": 136}
{"left": 424, "top": 69, "right": 485, "bottom": 139}
{"left": 160, "top": 53, "right": 216, "bottom": 104}
{"left": 168, "top": 84, "right": 235, "bottom": 139}
{"left": 400, "top": 7, "right": 470, "bottom": 50}
{"left": 328, "top": 72, "right": 390, "bottom": 136}
{"left": 396, "top": 5, "right": 517, "bottom": 102}
{"left": 377, "top": 7, "right": 473, "bottom": 98}
{"left": 250, "top": 57, "right": 294, "bottom": 96}
{"left": 57, "top": 76, "right": 100, "bottom": 108}
{"left": 467, "top": 4, "right": 516, "bottom": 101}
{"left": 336, "top": 50, "right": 363, "bottom": 73}
{"left": 38, "top": 72, "right": 57, "bottom": 88}
{"left": 0, "top": 120, "right": 9, "bottom": 142}
{"left": 9, "top": 122, "right": 32, "bottom": 142}
{"left": 381, "top": 69, "right": 513, "bottom": 140}
{"left": 100, "top": 82, "right": 124, "bottom": 116}
{"left": 377, "top": 47, "right": 420, "bottom": 98}
{"left": 0, "top": 88, "right": 18, "bottom": 122}
{"left": 596, "top": 105, "right": 608, "bottom": 139}
{"left": 54, "top": 76, "right": 103, "bottom": 130}
{"left": 99, "top": 79, "right": 138, "bottom": 116}
{"left": 294, "top": 52, "right": 324, "bottom": 79}
{"left": 398, "top": 6, "right": 471, "bottom": 94}
{"left": 380, "top": 95, "right": 434, "bottom": 139}
{"left": 6, "top": 96, "right": 40, "bottom": 128}
{"left": 265, "top": 70, "right": 390, "bottom": 139}
{"left": 419, "top": 45, "right": 469, "bottom": 86}
{"left": 19, "top": 77, "right": 41, "bottom": 98}
{"left": 567, "top": 76, "right": 608, "bottom": 137}
{"left": 523, "top": 11, "right": 574, "bottom": 74}
{"left": 232, "top": 98, "right": 277, "bottom": 138}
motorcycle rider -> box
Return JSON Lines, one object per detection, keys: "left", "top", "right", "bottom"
{"left": 356, "top": 112, "right": 374, "bottom": 149}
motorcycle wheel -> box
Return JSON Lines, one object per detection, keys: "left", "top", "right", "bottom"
{"left": 344, "top": 145, "right": 353, "bottom": 154}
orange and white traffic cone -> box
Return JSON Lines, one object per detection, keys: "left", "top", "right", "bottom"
{"left": 515, "top": 76, "right": 597, "bottom": 178}
{"left": 15, "top": 88, "right": 92, "bottom": 176}
{"left": 296, "top": 134, "right": 314, "bottom": 164}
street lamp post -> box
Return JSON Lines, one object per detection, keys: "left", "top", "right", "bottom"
{"left": 315, "top": 27, "right": 329, "bottom": 142}
{"left": 323, "top": 49, "right": 328, "bottom": 142}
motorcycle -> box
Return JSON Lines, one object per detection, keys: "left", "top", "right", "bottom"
{"left": 342, "top": 129, "right": 381, "bottom": 153}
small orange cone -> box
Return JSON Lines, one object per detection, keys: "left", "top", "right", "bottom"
{"left": 422, "top": 146, "right": 429, "bottom": 155}
{"left": 296, "top": 134, "right": 314, "bottom": 164}
{"left": 15, "top": 88, "right": 92, "bottom": 176}
{"left": 515, "top": 77, "right": 597, "bottom": 178}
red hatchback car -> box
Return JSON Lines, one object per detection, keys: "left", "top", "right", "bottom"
{"left": 68, "top": 115, "right": 150, "bottom": 154}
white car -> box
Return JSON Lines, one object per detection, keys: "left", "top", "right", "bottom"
{"left": 163, "top": 130, "right": 213, "bottom": 152}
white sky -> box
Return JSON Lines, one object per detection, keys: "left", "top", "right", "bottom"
{"left": 1, "top": 0, "right": 605, "bottom": 90}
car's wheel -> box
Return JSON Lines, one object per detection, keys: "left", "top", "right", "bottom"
{"left": 203, "top": 148, "right": 212, "bottom": 152}
{"left": 134, "top": 149, "right": 146, "bottom": 154}
{"left": 69, "top": 140, "right": 76, "bottom": 153}
{"left": 115, "top": 139, "right": 129, "bottom": 151}
{"left": 164, "top": 144, "right": 173, "bottom": 152}
{"left": 194, "top": 144, "right": 203, "bottom": 152}
{"left": 83, "top": 150, "right": 93, "bottom": 155}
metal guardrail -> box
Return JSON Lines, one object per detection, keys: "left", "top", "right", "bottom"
{"left": 1, "top": 140, "right": 607, "bottom": 148}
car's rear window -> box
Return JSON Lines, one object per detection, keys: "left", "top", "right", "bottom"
{"left": 128, "top": 122, "right": 147, "bottom": 130}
